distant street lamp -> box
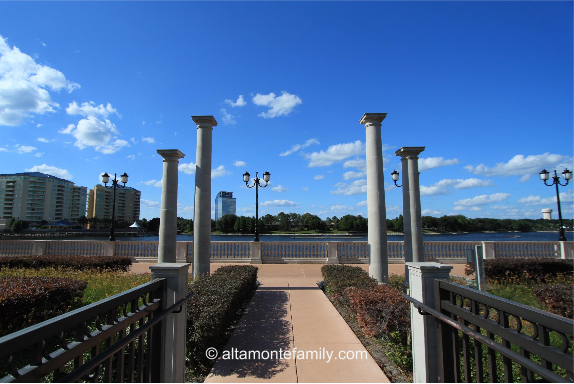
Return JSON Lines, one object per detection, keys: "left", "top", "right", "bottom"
{"left": 100, "top": 172, "right": 129, "bottom": 241}
{"left": 539, "top": 168, "right": 572, "bottom": 241}
{"left": 390, "top": 170, "right": 402, "bottom": 187}
{"left": 243, "top": 171, "right": 270, "bottom": 242}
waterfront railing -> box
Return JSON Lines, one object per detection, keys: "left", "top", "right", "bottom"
{"left": 0, "top": 240, "right": 571, "bottom": 263}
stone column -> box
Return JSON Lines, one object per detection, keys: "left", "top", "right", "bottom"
{"left": 192, "top": 116, "right": 217, "bottom": 277}
{"left": 360, "top": 113, "right": 388, "bottom": 283}
{"left": 150, "top": 263, "right": 190, "bottom": 383}
{"left": 396, "top": 147, "right": 425, "bottom": 264}
{"left": 157, "top": 150, "right": 185, "bottom": 263}
{"left": 407, "top": 262, "right": 453, "bottom": 383}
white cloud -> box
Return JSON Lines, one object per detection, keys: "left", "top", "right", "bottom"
{"left": 142, "top": 121, "right": 145, "bottom": 126}
{"left": 330, "top": 179, "right": 367, "bottom": 195}
{"left": 130, "top": 137, "right": 138, "bottom": 144}
{"left": 357, "top": 200, "right": 368, "bottom": 207}
{"left": 0, "top": 148, "right": 7, "bottom": 152}
{"left": 453, "top": 178, "right": 495, "bottom": 189}
{"left": 34, "top": 152, "right": 44, "bottom": 157}
{"left": 252, "top": 91, "right": 302, "bottom": 118}
{"left": 212, "top": 165, "right": 231, "bottom": 178}
{"left": 141, "top": 179, "right": 162, "bottom": 187}
{"left": 260, "top": 199, "right": 300, "bottom": 207}
{"left": 272, "top": 185, "right": 288, "bottom": 192}
{"left": 127, "top": 155, "right": 136, "bottom": 160}
{"left": 314, "top": 174, "right": 325, "bottom": 180}
{"left": 66, "top": 101, "right": 119, "bottom": 118}
{"left": 302, "top": 187, "right": 309, "bottom": 192}
{"left": 422, "top": 209, "right": 445, "bottom": 216}
{"left": 0, "top": 35, "right": 79, "bottom": 126}
{"left": 224, "top": 95, "right": 247, "bottom": 107}
{"left": 331, "top": 204, "right": 354, "bottom": 212}
{"left": 220, "top": 108, "right": 236, "bottom": 125}
{"left": 420, "top": 178, "right": 495, "bottom": 196}
{"left": 454, "top": 193, "right": 511, "bottom": 206}
{"left": 343, "top": 171, "right": 365, "bottom": 180}
{"left": 36, "top": 123, "right": 42, "bottom": 127}
{"left": 306, "top": 140, "right": 365, "bottom": 167}
{"left": 37, "top": 137, "right": 49, "bottom": 143}
{"left": 25, "top": 164, "right": 72, "bottom": 179}
{"left": 15, "top": 144, "right": 37, "bottom": 154}
{"left": 343, "top": 158, "right": 367, "bottom": 172}
{"left": 59, "top": 116, "right": 128, "bottom": 154}
{"left": 141, "top": 199, "right": 159, "bottom": 208}
{"left": 142, "top": 137, "right": 155, "bottom": 143}
{"left": 418, "top": 157, "right": 460, "bottom": 172}
{"left": 233, "top": 160, "right": 246, "bottom": 167}
{"left": 179, "top": 162, "right": 196, "bottom": 175}
{"left": 518, "top": 190, "right": 573, "bottom": 206}
{"left": 280, "top": 138, "right": 320, "bottom": 156}
{"left": 467, "top": 153, "right": 572, "bottom": 181}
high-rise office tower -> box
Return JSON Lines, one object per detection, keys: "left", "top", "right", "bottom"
{"left": 215, "top": 191, "right": 236, "bottom": 221}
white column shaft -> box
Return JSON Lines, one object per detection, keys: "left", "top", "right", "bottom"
{"left": 365, "top": 120, "right": 388, "bottom": 283}
{"left": 159, "top": 157, "right": 180, "bottom": 263}
{"left": 408, "top": 155, "right": 424, "bottom": 262}
{"left": 192, "top": 117, "right": 216, "bottom": 277}
{"left": 401, "top": 156, "right": 413, "bottom": 267}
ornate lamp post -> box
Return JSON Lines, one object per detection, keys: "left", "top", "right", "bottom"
{"left": 539, "top": 168, "right": 572, "bottom": 241}
{"left": 243, "top": 171, "right": 270, "bottom": 242}
{"left": 391, "top": 170, "right": 402, "bottom": 187}
{"left": 100, "top": 172, "right": 129, "bottom": 241}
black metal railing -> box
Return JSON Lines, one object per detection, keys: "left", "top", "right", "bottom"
{"left": 0, "top": 279, "right": 193, "bottom": 383}
{"left": 405, "top": 280, "right": 573, "bottom": 383}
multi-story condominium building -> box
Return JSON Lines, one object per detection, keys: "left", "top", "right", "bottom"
{"left": 0, "top": 172, "right": 87, "bottom": 222}
{"left": 215, "top": 191, "right": 236, "bottom": 221}
{"left": 87, "top": 185, "right": 141, "bottom": 223}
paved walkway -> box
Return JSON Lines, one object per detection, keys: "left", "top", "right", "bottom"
{"left": 129, "top": 262, "right": 467, "bottom": 382}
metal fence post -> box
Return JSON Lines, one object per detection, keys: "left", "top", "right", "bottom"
{"left": 407, "top": 262, "right": 453, "bottom": 383}
{"left": 149, "top": 263, "right": 191, "bottom": 383}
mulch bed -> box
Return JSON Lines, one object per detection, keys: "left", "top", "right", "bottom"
{"left": 324, "top": 291, "right": 413, "bottom": 383}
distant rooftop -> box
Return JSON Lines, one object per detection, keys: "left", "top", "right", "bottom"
{"left": 0, "top": 172, "right": 72, "bottom": 183}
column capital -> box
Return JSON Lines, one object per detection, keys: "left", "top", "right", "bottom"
{"left": 395, "top": 146, "right": 425, "bottom": 158}
{"left": 359, "top": 113, "right": 387, "bottom": 126}
{"left": 192, "top": 115, "right": 218, "bottom": 128}
{"left": 157, "top": 149, "right": 185, "bottom": 161}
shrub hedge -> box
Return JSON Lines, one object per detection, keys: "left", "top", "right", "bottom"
{"left": 186, "top": 265, "right": 258, "bottom": 375}
{"left": 321, "top": 265, "right": 377, "bottom": 306}
{"left": 347, "top": 284, "right": 411, "bottom": 341}
{"left": 0, "top": 276, "right": 87, "bottom": 337}
{"left": 0, "top": 255, "right": 132, "bottom": 272}
{"left": 532, "top": 284, "right": 574, "bottom": 318}
{"left": 465, "top": 258, "right": 574, "bottom": 281}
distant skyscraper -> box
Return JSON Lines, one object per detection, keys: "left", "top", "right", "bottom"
{"left": 215, "top": 191, "right": 236, "bottom": 221}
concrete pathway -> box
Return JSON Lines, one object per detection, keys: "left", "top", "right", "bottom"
{"left": 129, "top": 262, "right": 467, "bottom": 382}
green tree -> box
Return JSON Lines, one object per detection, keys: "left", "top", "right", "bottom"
{"left": 186, "top": 219, "right": 193, "bottom": 233}
{"left": 393, "top": 215, "right": 404, "bottom": 233}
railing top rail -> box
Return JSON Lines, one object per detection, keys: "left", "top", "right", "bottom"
{"left": 0, "top": 278, "right": 165, "bottom": 358}
{"left": 436, "top": 279, "right": 574, "bottom": 335}
{"left": 403, "top": 293, "right": 571, "bottom": 383}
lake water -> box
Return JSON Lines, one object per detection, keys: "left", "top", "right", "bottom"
{"left": 74, "top": 231, "right": 573, "bottom": 242}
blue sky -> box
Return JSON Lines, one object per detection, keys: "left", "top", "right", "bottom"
{"left": 0, "top": 1, "right": 572, "bottom": 221}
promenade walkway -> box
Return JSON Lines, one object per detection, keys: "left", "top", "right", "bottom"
{"left": 129, "top": 263, "right": 467, "bottom": 382}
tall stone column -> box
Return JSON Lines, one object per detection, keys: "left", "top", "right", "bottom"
{"left": 397, "top": 151, "right": 412, "bottom": 277}
{"left": 396, "top": 147, "right": 426, "bottom": 265}
{"left": 360, "top": 113, "right": 388, "bottom": 283}
{"left": 157, "top": 149, "right": 185, "bottom": 263}
{"left": 192, "top": 116, "right": 217, "bottom": 277}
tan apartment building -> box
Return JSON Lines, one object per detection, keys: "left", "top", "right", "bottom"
{"left": 0, "top": 172, "right": 87, "bottom": 222}
{"left": 87, "top": 185, "right": 141, "bottom": 224}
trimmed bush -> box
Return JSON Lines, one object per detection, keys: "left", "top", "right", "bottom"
{"left": 532, "top": 284, "right": 573, "bottom": 318}
{"left": 0, "top": 276, "right": 87, "bottom": 336}
{"left": 0, "top": 255, "right": 132, "bottom": 272}
{"left": 465, "top": 258, "right": 574, "bottom": 282}
{"left": 347, "top": 284, "right": 411, "bottom": 341}
{"left": 186, "top": 265, "right": 258, "bottom": 375}
{"left": 321, "top": 265, "right": 377, "bottom": 305}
